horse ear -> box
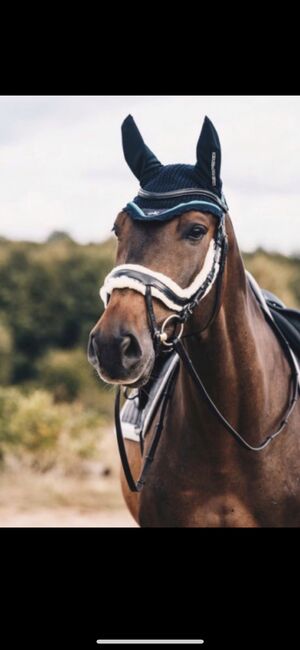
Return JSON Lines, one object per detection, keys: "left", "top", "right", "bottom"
{"left": 121, "top": 115, "right": 162, "bottom": 184}
{"left": 195, "top": 116, "right": 222, "bottom": 193}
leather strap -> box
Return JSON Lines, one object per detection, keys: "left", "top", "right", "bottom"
{"left": 145, "top": 285, "right": 161, "bottom": 354}
{"left": 173, "top": 308, "right": 299, "bottom": 452}
{"left": 114, "top": 366, "right": 178, "bottom": 492}
{"left": 182, "top": 233, "right": 228, "bottom": 336}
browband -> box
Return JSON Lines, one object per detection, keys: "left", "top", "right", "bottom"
{"left": 124, "top": 199, "right": 225, "bottom": 222}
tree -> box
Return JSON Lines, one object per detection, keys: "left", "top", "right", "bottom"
{"left": 46, "top": 231, "right": 74, "bottom": 243}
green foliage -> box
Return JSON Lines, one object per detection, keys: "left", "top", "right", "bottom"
{"left": 46, "top": 230, "right": 74, "bottom": 243}
{"left": 37, "top": 348, "right": 96, "bottom": 402}
{"left": 0, "top": 319, "right": 13, "bottom": 385}
{"left": 0, "top": 386, "right": 22, "bottom": 445}
{"left": 0, "top": 237, "right": 116, "bottom": 382}
{"left": 242, "top": 250, "right": 300, "bottom": 308}
{"left": 8, "top": 389, "right": 61, "bottom": 451}
{"left": 0, "top": 386, "right": 108, "bottom": 472}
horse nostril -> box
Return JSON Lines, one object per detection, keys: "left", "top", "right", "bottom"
{"left": 88, "top": 332, "right": 96, "bottom": 357}
{"left": 88, "top": 329, "right": 143, "bottom": 377}
{"left": 120, "top": 334, "right": 142, "bottom": 366}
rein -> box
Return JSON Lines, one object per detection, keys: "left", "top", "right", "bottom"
{"left": 173, "top": 327, "right": 299, "bottom": 453}
{"left": 103, "top": 219, "right": 300, "bottom": 492}
{"left": 115, "top": 365, "right": 179, "bottom": 492}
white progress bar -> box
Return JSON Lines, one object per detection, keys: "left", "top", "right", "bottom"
{"left": 97, "top": 641, "right": 204, "bottom": 645}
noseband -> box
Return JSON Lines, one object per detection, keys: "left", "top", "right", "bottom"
{"left": 100, "top": 216, "right": 300, "bottom": 493}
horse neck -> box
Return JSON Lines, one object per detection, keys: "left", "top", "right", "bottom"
{"left": 178, "top": 220, "right": 290, "bottom": 449}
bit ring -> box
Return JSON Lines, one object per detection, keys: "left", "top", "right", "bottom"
{"left": 159, "top": 314, "right": 184, "bottom": 347}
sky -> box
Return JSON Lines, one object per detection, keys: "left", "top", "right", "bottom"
{"left": 0, "top": 95, "right": 299, "bottom": 253}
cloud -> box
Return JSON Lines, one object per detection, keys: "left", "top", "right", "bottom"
{"left": 0, "top": 95, "right": 299, "bottom": 252}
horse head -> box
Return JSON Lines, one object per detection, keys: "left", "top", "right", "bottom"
{"left": 88, "top": 114, "right": 228, "bottom": 387}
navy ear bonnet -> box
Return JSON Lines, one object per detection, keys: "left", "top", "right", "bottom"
{"left": 122, "top": 114, "right": 228, "bottom": 222}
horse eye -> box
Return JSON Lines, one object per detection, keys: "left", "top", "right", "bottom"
{"left": 185, "top": 224, "right": 207, "bottom": 241}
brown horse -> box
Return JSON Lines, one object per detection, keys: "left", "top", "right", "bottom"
{"left": 88, "top": 115, "right": 300, "bottom": 527}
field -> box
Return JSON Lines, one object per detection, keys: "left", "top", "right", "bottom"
{"left": 0, "top": 426, "right": 137, "bottom": 527}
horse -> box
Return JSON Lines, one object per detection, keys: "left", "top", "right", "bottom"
{"left": 88, "top": 114, "right": 300, "bottom": 527}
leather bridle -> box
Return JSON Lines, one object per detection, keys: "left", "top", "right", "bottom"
{"left": 102, "top": 217, "right": 300, "bottom": 493}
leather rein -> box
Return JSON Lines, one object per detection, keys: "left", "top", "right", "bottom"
{"left": 111, "top": 218, "right": 300, "bottom": 493}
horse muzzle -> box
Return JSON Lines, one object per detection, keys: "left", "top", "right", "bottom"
{"left": 88, "top": 326, "right": 155, "bottom": 386}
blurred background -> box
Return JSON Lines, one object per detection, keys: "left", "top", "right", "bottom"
{"left": 0, "top": 95, "right": 299, "bottom": 527}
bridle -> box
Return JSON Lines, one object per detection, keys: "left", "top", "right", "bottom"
{"left": 100, "top": 215, "right": 300, "bottom": 493}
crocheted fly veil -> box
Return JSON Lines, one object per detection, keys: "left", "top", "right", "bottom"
{"left": 121, "top": 114, "right": 228, "bottom": 222}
